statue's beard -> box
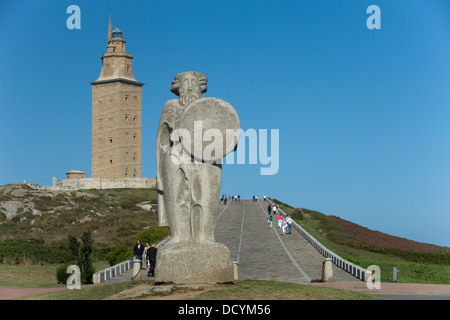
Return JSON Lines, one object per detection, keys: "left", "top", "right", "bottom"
{"left": 179, "top": 88, "right": 202, "bottom": 107}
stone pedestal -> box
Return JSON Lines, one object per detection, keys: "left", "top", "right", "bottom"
{"left": 132, "top": 259, "right": 142, "bottom": 281}
{"left": 322, "top": 258, "right": 334, "bottom": 282}
{"left": 155, "top": 241, "right": 234, "bottom": 284}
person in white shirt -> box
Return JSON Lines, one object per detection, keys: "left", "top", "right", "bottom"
{"left": 286, "top": 215, "right": 293, "bottom": 234}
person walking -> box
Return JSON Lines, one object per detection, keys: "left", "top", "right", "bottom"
{"left": 286, "top": 215, "right": 293, "bottom": 234}
{"left": 277, "top": 212, "right": 283, "bottom": 229}
{"left": 281, "top": 219, "right": 287, "bottom": 235}
{"left": 273, "top": 204, "right": 278, "bottom": 216}
{"left": 144, "top": 242, "right": 151, "bottom": 272}
{"left": 267, "top": 204, "right": 272, "bottom": 215}
{"left": 133, "top": 239, "right": 145, "bottom": 267}
{"left": 147, "top": 243, "right": 157, "bottom": 277}
{"left": 267, "top": 214, "right": 273, "bottom": 229}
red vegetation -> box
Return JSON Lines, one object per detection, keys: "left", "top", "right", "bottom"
{"left": 328, "top": 216, "right": 448, "bottom": 254}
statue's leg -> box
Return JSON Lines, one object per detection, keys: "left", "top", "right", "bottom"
{"left": 175, "top": 167, "right": 191, "bottom": 243}
{"left": 162, "top": 153, "right": 190, "bottom": 244}
{"left": 190, "top": 163, "right": 221, "bottom": 243}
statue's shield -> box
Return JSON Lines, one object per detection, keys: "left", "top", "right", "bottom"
{"left": 178, "top": 97, "right": 240, "bottom": 163}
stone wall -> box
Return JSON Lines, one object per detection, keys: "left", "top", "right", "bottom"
{"left": 24, "top": 177, "right": 156, "bottom": 191}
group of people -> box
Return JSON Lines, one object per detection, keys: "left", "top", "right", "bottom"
{"left": 220, "top": 194, "right": 268, "bottom": 203}
{"left": 254, "top": 194, "right": 268, "bottom": 202}
{"left": 133, "top": 240, "right": 157, "bottom": 278}
{"left": 267, "top": 204, "right": 293, "bottom": 235}
{"left": 221, "top": 194, "right": 240, "bottom": 204}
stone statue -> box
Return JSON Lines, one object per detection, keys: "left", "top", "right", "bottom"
{"left": 155, "top": 71, "right": 240, "bottom": 284}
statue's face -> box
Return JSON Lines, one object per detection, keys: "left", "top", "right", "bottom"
{"left": 180, "top": 73, "right": 202, "bottom": 93}
{"left": 178, "top": 73, "right": 203, "bottom": 106}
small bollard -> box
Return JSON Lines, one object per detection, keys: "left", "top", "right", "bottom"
{"left": 132, "top": 259, "right": 142, "bottom": 281}
{"left": 322, "top": 258, "right": 333, "bottom": 282}
{"left": 233, "top": 261, "right": 239, "bottom": 281}
{"left": 393, "top": 267, "right": 399, "bottom": 283}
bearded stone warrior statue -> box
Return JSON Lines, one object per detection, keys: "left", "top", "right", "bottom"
{"left": 155, "top": 71, "right": 240, "bottom": 284}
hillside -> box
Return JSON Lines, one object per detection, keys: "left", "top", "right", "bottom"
{"left": 0, "top": 184, "right": 162, "bottom": 245}
{"left": 0, "top": 184, "right": 168, "bottom": 265}
{"left": 271, "top": 198, "right": 450, "bottom": 283}
{"left": 271, "top": 199, "right": 449, "bottom": 256}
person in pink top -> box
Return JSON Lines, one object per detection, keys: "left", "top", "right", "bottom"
{"left": 277, "top": 213, "right": 283, "bottom": 229}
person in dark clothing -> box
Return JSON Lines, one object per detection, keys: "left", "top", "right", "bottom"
{"left": 267, "top": 204, "right": 272, "bottom": 215}
{"left": 147, "top": 243, "right": 158, "bottom": 277}
{"left": 134, "top": 239, "right": 144, "bottom": 261}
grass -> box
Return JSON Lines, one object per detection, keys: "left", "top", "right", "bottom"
{"left": 0, "top": 261, "right": 110, "bottom": 288}
{"left": 0, "top": 264, "right": 61, "bottom": 288}
{"left": 17, "top": 281, "right": 138, "bottom": 300}
{"left": 17, "top": 280, "right": 386, "bottom": 300}
{"left": 192, "top": 280, "right": 385, "bottom": 300}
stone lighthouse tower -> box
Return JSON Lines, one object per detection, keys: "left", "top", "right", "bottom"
{"left": 90, "top": 20, "right": 145, "bottom": 178}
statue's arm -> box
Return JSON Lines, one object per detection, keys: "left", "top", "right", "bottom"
{"left": 156, "top": 101, "right": 176, "bottom": 227}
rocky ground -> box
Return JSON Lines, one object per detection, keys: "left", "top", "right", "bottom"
{"left": 0, "top": 184, "right": 159, "bottom": 245}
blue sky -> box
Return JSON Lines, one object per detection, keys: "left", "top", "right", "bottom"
{"left": 0, "top": 0, "right": 449, "bottom": 247}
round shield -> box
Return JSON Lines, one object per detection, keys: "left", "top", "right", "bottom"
{"left": 178, "top": 97, "right": 240, "bottom": 163}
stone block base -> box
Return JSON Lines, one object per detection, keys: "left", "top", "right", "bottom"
{"left": 155, "top": 240, "right": 234, "bottom": 284}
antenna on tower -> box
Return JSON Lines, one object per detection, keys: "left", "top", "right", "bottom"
{"left": 107, "top": 11, "right": 112, "bottom": 43}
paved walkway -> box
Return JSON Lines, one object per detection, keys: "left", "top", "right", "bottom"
{"left": 0, "top": 287, "right": 67, "bottom": 300}
{"left": 215, "top": 199, "right": 357, "bottom": 284}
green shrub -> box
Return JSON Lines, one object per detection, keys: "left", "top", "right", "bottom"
{"left": 291, "top": 208, "right": 303, "bottom": 220}
{"left": 56, "top": 264, "right": 71, "bottom": 284}
{"left": 103, "top": 227, "right": 169, "bottom": 266}
{"left": 64, "top": 232, "right": 95, "bottom": 284}
{"left": 137, "top": 227, "right": 169, "bottom": 245}
{"left": 0, "top": 238, "right": 72, "bottom": 264}
{"left": 105, "top": 246, "right": 132, "bottom": 266}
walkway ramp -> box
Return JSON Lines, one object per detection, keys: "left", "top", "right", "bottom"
{"left": 215, "top": 199, "right": 357, "bottom": 284}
